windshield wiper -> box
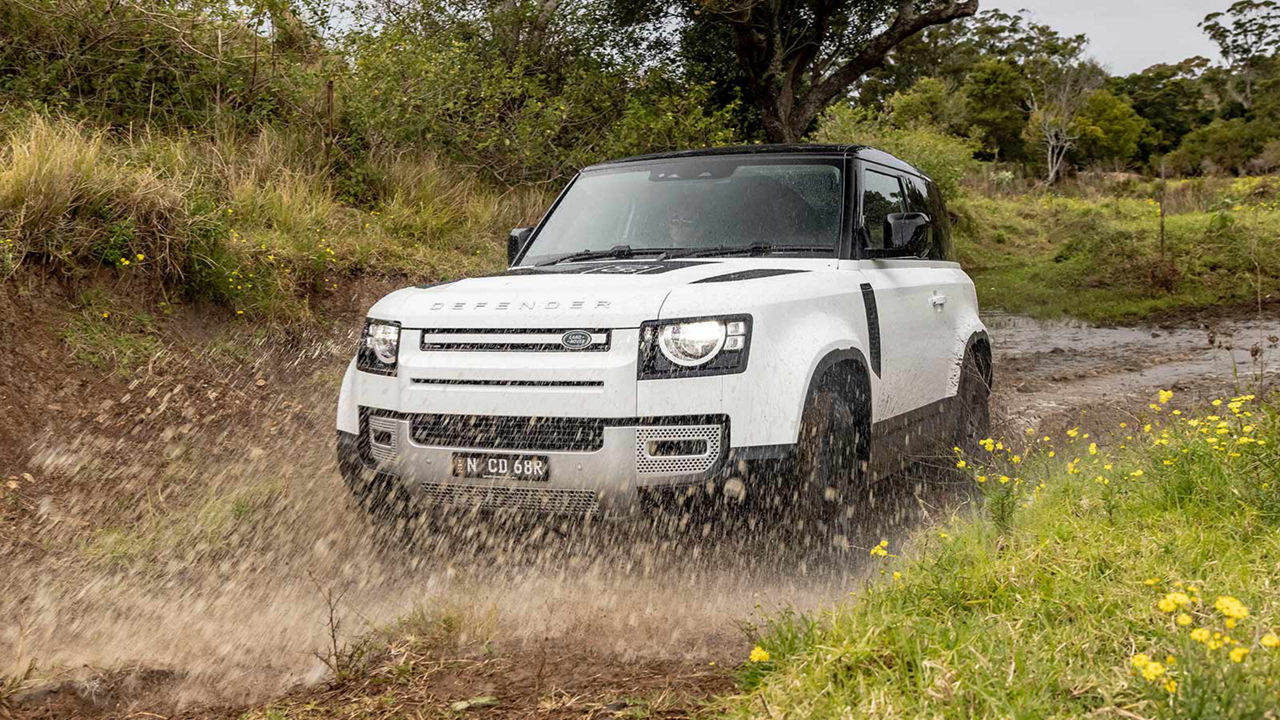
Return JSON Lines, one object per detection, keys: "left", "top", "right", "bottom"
{"left": 536, "top": 245, "right": 672, "bottom": 266}
{"left": 668, "top": 243, "right": 835, "bottom": 259}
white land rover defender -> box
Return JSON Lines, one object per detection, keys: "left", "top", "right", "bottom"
{"left": 336, "top": 145, "right": 991, "bottom": 527}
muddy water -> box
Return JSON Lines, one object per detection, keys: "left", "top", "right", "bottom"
{"left": 3, "top": 312, "right": 1277, "bottom": 711}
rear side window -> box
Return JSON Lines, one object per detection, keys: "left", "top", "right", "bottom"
{"left": 926, "top": 181, "right": 954, "bottom": 261}
{"left": 861, "top": 170, "right": 905, "bottom": 252}
{"left": 903, "top": 175, "right": 933, "bottom": 249}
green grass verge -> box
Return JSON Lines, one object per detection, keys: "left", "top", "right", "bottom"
{"left": 730, "top": 392, "right": 1280, "bottom": 719}
{"left": 954, "top": 195, "right": 1280, "bottom": 323}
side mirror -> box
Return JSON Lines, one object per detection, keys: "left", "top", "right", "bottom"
{"left": 507, "top": 227, "right": 534, "bottom": 265}
{"left": 887, "top": 212, "right": 930, "bottom": 250}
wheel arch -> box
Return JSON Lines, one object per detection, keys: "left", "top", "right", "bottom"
{"left": 964, "top": 330, "right": 993, "bottom": 391}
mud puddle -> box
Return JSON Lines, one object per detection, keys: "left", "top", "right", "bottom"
{"left": 3, "top": 311, "right": 1277, "bottom": 716}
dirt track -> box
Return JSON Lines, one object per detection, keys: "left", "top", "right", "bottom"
{"left": 2, "top": 286, "right": 1277, "bottom": 718}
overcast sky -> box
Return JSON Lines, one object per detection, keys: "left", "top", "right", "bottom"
{"left": 986, "top": 0, "right": 1226, "bottom": 75}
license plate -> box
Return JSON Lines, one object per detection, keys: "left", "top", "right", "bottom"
{"left": 451, "top": 453, "right": 550, "bottom": 482}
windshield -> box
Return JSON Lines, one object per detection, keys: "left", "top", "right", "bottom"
{"left": 519, "top": 157, "right": 844, "bottom": 265}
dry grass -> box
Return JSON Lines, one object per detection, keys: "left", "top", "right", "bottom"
{"left": 0, "top": 116, "right": 552, "bottom": 322}
{"left": 0, "top": 116, "right": 200, "bottom": 279}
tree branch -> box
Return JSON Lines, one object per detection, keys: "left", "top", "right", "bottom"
{"left": 802, "top": 0, "right": 978, "bottom": 120}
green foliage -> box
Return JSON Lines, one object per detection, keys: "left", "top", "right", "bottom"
{"left": 962, "top": 60, "right": 1031, "bottom": 161}
{"left": 1168, "top": 117, "right": 1280, "bottom": 175}
{"left": 0, "top": 0, "right": 328, "bottom": 131}
{"left": 816, "top": 106, "right": 977, "bottom": 198}
{"left": 1110, "top": 60, "right": 1213, "bottom": 161}
{"left": 889, "top": 77, "right": 968, "bottom": 135}
{"left": 728, "top": 395, "right": 1280, "bottom": 719}
{"left": 1072, "top": 89, "right": 1151, "bottom": 166}
{"left": 343, "top": 24, "right": 736, "bottom": 184}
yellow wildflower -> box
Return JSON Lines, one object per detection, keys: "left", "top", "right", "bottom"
{"left": 1141, "top": 661, "right": 1165, "bottom": 680}
{"left": 1190, "top": 628, "right": 1210, "bottom": 643}
{"left": 1229, "top": 647, "right": 1249, "bottom": 663}
{"left": 1164, "top": 679, "right": 1177, "bottom": 693}
{"left": 1158, "top": 389, "right": 1173, "bottom": 404}
{"left": 1214, "top": 596, "right": 1249, "bottom": 620}
{"left": 1176, "top": 613, "right": 1192, "bottom": 626}
{"left": 749, "top": 646, "right": 771, "bottom": 663}
{"left": 1260, "top": 633, "right": 1279, "bottom": 648}
{"left": 1131, "top": 653, "right": 1150, "bottom": 668}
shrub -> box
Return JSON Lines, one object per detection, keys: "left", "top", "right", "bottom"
{"left": 0, "top": 0, "right": 328, "bottom": 131}
{"left": 815, "top": 106, "right": 977, "bottom": 197}
{"left": 343, "top": 27, "right": 737, "bottom": 184}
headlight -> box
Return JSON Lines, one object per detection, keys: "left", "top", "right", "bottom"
{"left": 658, "top": 320, "right": 726, "bottom": 367}
{"left": 358, "top": 318, "right": 400, "bottom": 375}
{"left": 639, "top": 315, "right": 751, "bottom": 379}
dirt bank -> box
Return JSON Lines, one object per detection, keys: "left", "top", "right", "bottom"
{"left": 1, "top": 279, "right": 1276, "bottom": 718}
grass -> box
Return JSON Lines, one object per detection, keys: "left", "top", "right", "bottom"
{"left": 955, "top": 194, "right": 1280, "bottom": 322}
{"left": 60, "top": 305, "right": 167, "bottom": 374}
{"left": 0, "top": 116, "right": 544, "bottom": 323}
{"left": 728, "top": 390, "right": 1280, "bottom": 718}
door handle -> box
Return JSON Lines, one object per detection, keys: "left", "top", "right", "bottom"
{"left": 930, "top": 293, "right": 947, "bottom": 309}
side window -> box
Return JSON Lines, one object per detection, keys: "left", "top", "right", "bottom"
{"left": 861, "top": 169, "right": 905, "bottom": 252}
{"left": 926, "top": 181, "right": 954, "bottom": 261}
{"left": 902, "top": 175, "right": 934, "bottom": 258}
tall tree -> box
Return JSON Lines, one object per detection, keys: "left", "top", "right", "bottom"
{"left": 962, "top": 59, "right": 1029, "bottom": 161}
{"left": 695, "top": 0, "right": 979, "bottom": 142}
{"left": 1109, "top": 58, "right": 1211, "bottom": 160}
{"left": 1201, "top": 0, "right": 1280, "bottom": 109}
{"left": 1024, "top": 56, "right": 1106, "bottom": 183}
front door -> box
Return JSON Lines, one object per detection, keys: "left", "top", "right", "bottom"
{"left": 855, "top": 167, "right": 952, "bottom": 421}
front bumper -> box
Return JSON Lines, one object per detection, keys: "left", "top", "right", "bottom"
{"left": 340, "top": 408, "right": 734, "bottom": 516}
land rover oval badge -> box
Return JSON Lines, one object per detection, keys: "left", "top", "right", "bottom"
{"left": 560, "top": 330, "right": 593, "bottom": 350}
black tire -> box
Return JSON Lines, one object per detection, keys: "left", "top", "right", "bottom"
{"left": 337, "top": 433, "right": 420, "bottom": 546}
{"left": 793, "top": 379, "right": 869, "bottom": 548}
{"left": 954, "top": 351, "right": 991, "bottom": 456}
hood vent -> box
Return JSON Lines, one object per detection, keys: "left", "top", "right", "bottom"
{"left": 692, "top": 268, "right": 807, "bottom": 284}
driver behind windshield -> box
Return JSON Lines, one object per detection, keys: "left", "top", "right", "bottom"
{"left": 664, "top": 195, "right": 704, "bottom": 248}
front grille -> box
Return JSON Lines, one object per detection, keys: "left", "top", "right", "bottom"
{"left": 419, "top": 328, "right": 611, "bottom": 352}
{"left": 410, "top": 414, "right": 605, "bottom": 452}
{"left": 416, "top": 482, "right": 599, "bottom": 514}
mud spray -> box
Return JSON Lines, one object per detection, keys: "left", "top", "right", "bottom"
{"left": 2, "top": 312, "right": 1276, "bottom": 712}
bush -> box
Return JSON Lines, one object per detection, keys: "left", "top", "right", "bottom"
{"left": 0, "top": 117, "right": 201, "bottom": 279}
{"left": 343, "top": 26, "right": 737, "bottom": 184}
{"left": 815, "top": 105, "right": 977, "bottom": 197}
{"left": 0, "top": 0, "right": 328, "bottom": 132}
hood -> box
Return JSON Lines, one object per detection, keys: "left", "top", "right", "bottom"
{"left": 368, "top": 258, "right": 831, "bottom": 328}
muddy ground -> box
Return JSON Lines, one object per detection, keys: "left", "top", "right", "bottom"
{"left": 1, "top": 277, "right": 1277, "bottom": 719}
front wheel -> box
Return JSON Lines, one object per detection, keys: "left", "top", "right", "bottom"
{"left": 953, "top": 351, "right": 991, "bottom": 455}
{"left": 793, "top": 380, "right": 869, "bottom": 549}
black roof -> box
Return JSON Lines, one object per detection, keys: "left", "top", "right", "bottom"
{"left": 586, "top": 143, "right": 928, "bottom": 178}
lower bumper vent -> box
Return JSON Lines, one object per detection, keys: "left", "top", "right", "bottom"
{"left": 635, "top": 424, "right": 722, "bottom": 475}
{"left": 416, "top": 482, "right": 599, "bottom": 514}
